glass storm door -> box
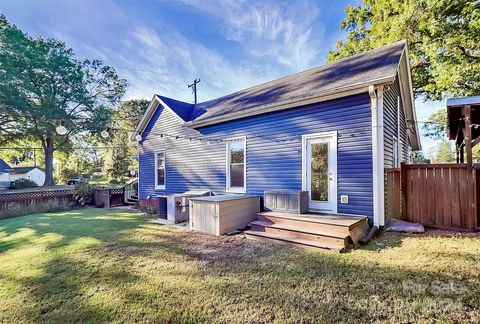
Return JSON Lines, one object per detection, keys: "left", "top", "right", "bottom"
{"left": 303, "top": 133, "right": 337, "bottom": 213}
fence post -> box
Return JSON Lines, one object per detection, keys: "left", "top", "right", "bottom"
{"left": 470, "top": 166, "right": 477, "bottom": 231}
{"left": 400, "top": 162, "right": 407, "bottom": 220}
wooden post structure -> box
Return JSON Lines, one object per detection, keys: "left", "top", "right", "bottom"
{"left": 463, "top": 105, "right": 473, "bottom": 166}
{"left": 400, "top": 162, "right": 407, "bottom": 220}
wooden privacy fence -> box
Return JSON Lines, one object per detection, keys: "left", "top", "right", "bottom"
{"left": 0, "top": 189, "right": 76, "bottom": 213}
{"left": 385, "top": 163, "right": 478, "bottom": 231}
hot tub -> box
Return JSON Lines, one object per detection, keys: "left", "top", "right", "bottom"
{"left": 189, "top": 194, "right": 260, "bottom": 235}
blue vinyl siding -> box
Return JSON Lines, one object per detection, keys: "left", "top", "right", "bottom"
{"left": 383, "top": 76, "right": 411, "bottom": 167}
{"left": 139, "top": 92, "right": 374, "bottom": 220}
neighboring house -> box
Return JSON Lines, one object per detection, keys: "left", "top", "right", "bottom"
{"left": 0, "top": 159, "right": 46, "bottom": 188}
{"left": 133, "top": 40, "right": 421, "bottom": 227}
{"left": 10, "top": 166, "right": 46, "bottom": 187}
{"left": 0, "top": 159, "right": 14, "bottom": 190}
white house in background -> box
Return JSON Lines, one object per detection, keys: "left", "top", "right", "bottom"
{"left": 10, "top": 166, "right": 46, "bottom": 186}
{"left": 0, "top": 159, "right": 14, "bottom": 190}
{"left": 0, "top": 158, "right": 46, "bottom": 189}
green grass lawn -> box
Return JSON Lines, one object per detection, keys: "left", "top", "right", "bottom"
{"left": 1, "top": 208, "right": 479, "bottom": 323}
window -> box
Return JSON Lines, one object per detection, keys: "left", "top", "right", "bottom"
{"left": 155, "top": 150, "right": 166, "bottom": 189}
{"left": 226, "top": 138, "right": 246, "bottom": 193}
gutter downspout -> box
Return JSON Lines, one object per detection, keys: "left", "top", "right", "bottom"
{"left": 369, "top": 85, "right": 385, "bottom": 227}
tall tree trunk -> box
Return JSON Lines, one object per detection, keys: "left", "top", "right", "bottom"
{"left": 44, "top": 137, "right": 55, "bottom": 186}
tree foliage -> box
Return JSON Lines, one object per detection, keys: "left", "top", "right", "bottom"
{"left": 435, "top": 140, "right": 455, "bottom": 162}
{"left": 0, "top": 15, "right": 126, "bottom": 185}
{"left": 103, "top": 99, "right": 149, "bottom": 181}
{"left": 328, "top": 0, "right": 480, "bottom": 101}
{"left": 412, "top": 151, "right": 429, "bottom": 163}
{"left": 422, "top": 109, "right": 448, "bottom": 140}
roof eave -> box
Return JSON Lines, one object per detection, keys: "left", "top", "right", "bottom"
{"left": 131, "top": 95, "right": 187, "bottom": 141}
{"left": 185, "top": 76, "right": 397, "bottom": 129}
{"left": 397, "top": 45, "right": 421, "bottom": 151}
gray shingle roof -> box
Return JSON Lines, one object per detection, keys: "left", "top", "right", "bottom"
{"left": 12, "top": 166, "right": 43, "bottom": 174}
{"left": 187, "top": 40, "right": 406, "bottom": 124}
{"left": 134, "top": 40, "right": 415, "bottom": 146}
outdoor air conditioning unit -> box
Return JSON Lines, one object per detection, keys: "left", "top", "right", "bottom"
{"left": 157, "top": 196, "right": 168, "bottom": 219}
{"left": 167, "top": 190, "right": 212, "bottom": 223}
{"left": 264, "top": 190, "right": 308, "bottom": 214}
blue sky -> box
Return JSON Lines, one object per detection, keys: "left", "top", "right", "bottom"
{"left": 1, "top": 0, "right": 442, "bottom": 155}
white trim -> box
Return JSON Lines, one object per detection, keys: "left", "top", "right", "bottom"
{"left": 131, "top": 95, "right": 186, "bottom": 141}
{"left": 369, "top": 85, "right": 385, "bottom": 227}
{"left": 186, "top": 78, "right": 397, "bottom": 129}
{"left": 225, "top": 136, "right": 247, "bottom": 194}
{"left": 397, "top": 46, "right": 421, "bottom": 150}
{"left": 301, "top": 131, "right": 338, "bottom": 214}
{"left": 137, "top": 141, "right": 141, "bottom": 197}
{"left": 403, "top": 45, "right": 420, "bottom": 149}
{"left": 397, "top": 95, "right": 403, "bottom": 163}
{"left": 154, "top": 149, "right": 166, "bottom": 190}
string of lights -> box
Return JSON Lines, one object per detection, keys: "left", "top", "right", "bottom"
{"left": 0, "top": 111, "right": 471, "bottom": 152}
{"left": 0, "top": 146, "right": 137, "bottom": 151}
{"left": 0, "top": 111, "right": 465, "bottom": 126}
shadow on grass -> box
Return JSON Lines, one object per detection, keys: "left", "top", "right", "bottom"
{"left": 2, "top": 210, "right": 479, "bottom": 322}
{"left": 91, "top": 226, "right": 480, "bottom": 322}
{"left": 0, "top": 208, "right": 146, "bottom": 253}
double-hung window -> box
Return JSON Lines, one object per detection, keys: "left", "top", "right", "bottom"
{"left": 155, "top": 150, "right": 166, "bottom": 189}
{"left": 226, "top": 138, "right": 246, "bottom": 193}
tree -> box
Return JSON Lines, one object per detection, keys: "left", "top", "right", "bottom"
{"left": 435, "top": 140, "right": 455, "bottom": 162}
{"left": 103, "top": 99, "right": 149, "bottom": 181}
{"left": 114, "top": 99, "right": 149, "bottom": 130}
{"left": 412, "top": 151, "right": 429, "bottom": 164}
{"left": 0, "top": 15, "right": 126, "bottom": 185}
{"left": 328, "top": 0, "right": 480, "bottom": 101}
{"left": 422, "top": 109, "right": 448, "bottom": 140}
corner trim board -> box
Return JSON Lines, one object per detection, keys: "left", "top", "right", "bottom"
{"left": 369, "top": 85, "right": 385, "bottom": 227}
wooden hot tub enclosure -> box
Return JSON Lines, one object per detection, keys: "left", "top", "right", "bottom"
{"left": 189, "top": 195, "right": 260, "bottom": 235}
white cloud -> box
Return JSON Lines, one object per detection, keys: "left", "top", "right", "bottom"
{"left": 116, "top": 25, "right": 273, "bottom": 102}
{"left": 181, "top": 0, "right": 324, "bottom": 71}
{"left": 10, "top": 0, "right": 326, "bottom": 103}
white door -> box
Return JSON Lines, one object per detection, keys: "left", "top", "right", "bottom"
{"left": 302, "top": 132, "right": 337, "bottom": 213}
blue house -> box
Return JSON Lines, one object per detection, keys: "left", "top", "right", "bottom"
{"left": 133, "top": 40, "right": 420, "bottom": 229}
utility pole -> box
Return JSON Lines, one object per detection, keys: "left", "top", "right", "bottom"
{"left": 188, "top": 79, "right": 201, "bottom": 104}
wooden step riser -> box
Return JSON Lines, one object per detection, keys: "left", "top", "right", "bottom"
{"left": 250, "top": 224, "right": 347, "bottom": 248}
{"left": 245, "top": 233, "right": 339, "bottom": 252}
{"left": 257, "top": 215, "right": 351, "bottom": 236}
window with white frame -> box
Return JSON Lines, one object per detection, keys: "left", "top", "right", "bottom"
{"left": 226, "top": 138, "right": 246, "bottom": 192}
{"left": 155, "top": 150, "right": 166, "bottom": 189}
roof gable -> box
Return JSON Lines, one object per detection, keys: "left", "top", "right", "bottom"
{"left": 0, "top": 159, "right": 13, "bottom": 173}
{"left": 132, "top": 95, "right": 194, "bottom": 140}
{"left": 157, "top": 95, "right": 194, "bottom": 121}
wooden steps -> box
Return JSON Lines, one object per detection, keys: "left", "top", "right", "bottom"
{"left": 125, "top": 195, "right": 139, "bottom": 206}
{"left": 245, "top": 211, "right": 368, "bottom": 252}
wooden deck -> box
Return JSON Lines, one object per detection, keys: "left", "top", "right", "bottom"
{"left": 244, "top": 211, "right": 368, "bottom": 252}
